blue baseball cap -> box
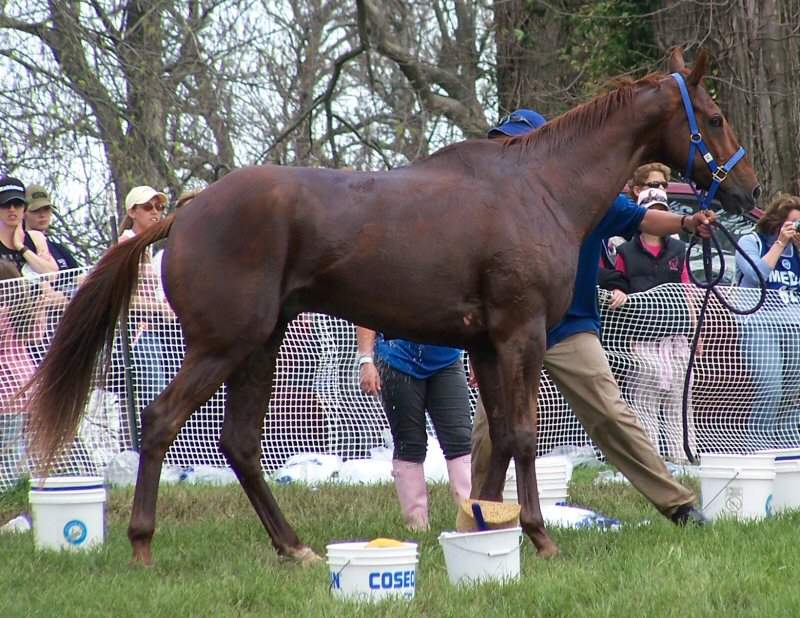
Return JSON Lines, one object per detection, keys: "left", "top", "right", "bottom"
{"left": 488, "top": 109, "right": 547, "bottom": 138}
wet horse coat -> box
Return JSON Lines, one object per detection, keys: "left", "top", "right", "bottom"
{"left": 28, "top": 49, "right": 759, "bottom": 563}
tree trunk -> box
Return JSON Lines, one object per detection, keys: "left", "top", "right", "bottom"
{"left": 655, "top": 0, "right": 800, "bottom": 194}
{"left": 493, "top": 1, "right": 581, "bottom": 120}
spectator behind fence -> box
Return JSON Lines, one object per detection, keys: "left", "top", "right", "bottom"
{"left": 151, "top": 189, "right": 199, "bottom": 302}
{"left": 599, "top": 236, "right": 629, "bottom": 301}
{"left": 735, "top": 192, "right": 800, "bottom": 449}
{"left": 357, "top": 327, "right": 472, "bottom": 531}
{"left": 0, "top": 261, "right": 64, "bottom": 486}
{"left": 600, "top": 165, "right": 672, "bottom": 308}
{"left": 614, "top": 184, "right": 696, "bottom": 462}
{"left": 0, "top": 176, "right": 58, "bottom": 276}
{"left": 472, "top": 111, "right": 712, "bottom": 526}
{"left": 24, "top": 184, "right": 80, "bottom": 271}
{"left": 119, "top": 186, "right": 173, "bottom": 413}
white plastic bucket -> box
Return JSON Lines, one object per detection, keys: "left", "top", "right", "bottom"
{"left": 503, "top": 483, "right": 566, "bottom": 507}
{"left": 438, "top": 527, "right": 522, "bottom": 586}
{"left": 327, "top": 541, "right": 418, "bottom": 602}
{"left": 699, "top": 454, "right": 775, "bottom": 521}
{"left": 29, "top": 476, "right": 106, "bottom": 550}
{"left": 504, "top": 458, "right": 569, "bottom": 506}
{"left": 757, "top": 448, "right": 800, "bottom": 512}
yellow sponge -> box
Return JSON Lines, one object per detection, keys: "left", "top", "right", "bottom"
{"left": 456, "top": 499, "right": 521, "bottom": 532}
{"left": 365, "top": 538, "right": 407, "bottom": 548}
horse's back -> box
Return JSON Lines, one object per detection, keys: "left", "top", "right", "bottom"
{"left": 161, "top": 159, "right": 576, "bottom": 346}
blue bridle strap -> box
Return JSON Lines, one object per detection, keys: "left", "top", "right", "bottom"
{"left": 670, "top": 73, "right": 758, "bottom": 466}
{"left": 670, "top": 72, "right": 746, "bottom": 210}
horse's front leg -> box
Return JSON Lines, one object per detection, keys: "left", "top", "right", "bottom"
{"left": 476, "top": 320, "right": 558, "bottom": 557}
{"left": 469, "top": 345, "right": 509, "bottom": 502}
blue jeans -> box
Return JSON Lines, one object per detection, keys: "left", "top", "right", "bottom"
{"left": 742, "top": 320, "right": 800, "bottom": 449}
{"left": 378, "top": 361, "right": 472, "bottom": 463}
{"left": 132, "top": 331, "right": 168, "bottom": 412}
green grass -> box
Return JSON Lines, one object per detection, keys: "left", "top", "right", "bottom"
{"left": 1, "top": 467, "right": 798, "bottom": 617}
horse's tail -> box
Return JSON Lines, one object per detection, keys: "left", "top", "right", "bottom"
{"left": 26, "top": 214, "right": 177, "bottom": 474}
{"left": 175, "top": 188, "right": 201, "bottom": 209}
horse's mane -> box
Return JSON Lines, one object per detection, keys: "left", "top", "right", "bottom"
{"left": 406, "top": 72, "right": 667, "bottom": 170}
{"left": 508, "top": 72, "right": 666, "bottom": 153}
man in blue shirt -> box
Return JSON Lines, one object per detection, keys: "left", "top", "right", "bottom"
{"left": 472, "top": 110, "right": 713, "bottom": 525}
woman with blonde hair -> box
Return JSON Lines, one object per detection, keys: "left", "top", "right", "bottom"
{"left": 119, "top": 186, "right": 173, "bottom": 414}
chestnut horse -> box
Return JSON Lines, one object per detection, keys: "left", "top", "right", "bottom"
{"left": 27, "top": 49, "right": 759, "bottom": 564}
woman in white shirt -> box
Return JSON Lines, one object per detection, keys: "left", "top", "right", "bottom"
{"left": 119, "top": 186, "right": 173, "bottom": 413}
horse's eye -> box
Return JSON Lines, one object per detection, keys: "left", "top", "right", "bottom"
{"left": 709, "top": 116, "right": 723, "bottom": 128}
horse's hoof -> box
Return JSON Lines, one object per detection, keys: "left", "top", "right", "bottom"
{"left": 283, "top": 545, "right": 323, "bottom": 566}
{"left": 130, "top": 547, "right": 154, "bottom": 567}
{"left": 536, "top": 543, "right": 559, "bottom": 559}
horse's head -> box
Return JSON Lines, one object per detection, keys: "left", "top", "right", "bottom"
{"left": 662, "top": 48, "right": 761, "bottom": 214}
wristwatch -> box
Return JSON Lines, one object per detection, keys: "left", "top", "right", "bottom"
{"left": 357, "top": 354, "right": 374, "bottom": 367}
{"left": 19, "top": 246, "right": 30, "bottom": 256}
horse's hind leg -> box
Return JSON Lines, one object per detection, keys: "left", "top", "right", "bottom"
{"left": 129, "top": 348, "right": 244, "bottom": 565}
{"left": 219, "top": 331, "right": 321, "bottom": 565}
{"left": 481, "top": 321, "right": 558, "bottom": 557}
{"left": 469, "top": 346, "right": 511, "bottom": 502}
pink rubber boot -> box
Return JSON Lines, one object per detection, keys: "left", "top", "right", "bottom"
{"left": 446, "top": 454, "right": 472, "bottom": 506}
{"left": 391, "top": 459, "right": 429, "bottom": 531}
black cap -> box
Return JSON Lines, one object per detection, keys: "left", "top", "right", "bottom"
{"left": 0, "top": 176, "right": 27, "bottom": 206}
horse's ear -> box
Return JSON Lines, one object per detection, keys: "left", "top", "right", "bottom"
{"left": 667, "top": 47, "right": 685, "bottom": 73}
{"left": 687, "top": 49, "right": 709, "bottom": 87}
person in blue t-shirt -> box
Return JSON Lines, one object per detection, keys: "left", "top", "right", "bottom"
{"left": 735, "top": 191, "right": 800, "bottom": 449}
{"left": 472, "top": 110, "right": 715, "bottom": 526}
{"left": 357, "top": 328, "right": 472, "bottom": 531}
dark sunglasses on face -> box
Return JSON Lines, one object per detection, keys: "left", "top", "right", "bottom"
{"left": 136, "top": 201, "right": 165, "bottom": 212}
{"left": 645, "top": 181, "right": 669, "bottom": 189}
{"left": 0, "top": 201, "right": 25, "bottom": 210}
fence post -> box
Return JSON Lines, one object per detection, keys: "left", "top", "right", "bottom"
{"left": 109, "top": 215, "right": 140, "bottom": 451}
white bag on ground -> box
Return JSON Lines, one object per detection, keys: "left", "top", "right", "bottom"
{"left": 369, "top": 445, "right": 393, "bottom": 461}
{"left": 1, "top": 514, "right": 31, "bottom": 534}
{"left": 159, "top": 464, "right": 184, "bottom": 485}
{"left": 185, "top": 465, "right": 238, "bottom": 486}
{"left": 273, "top": 453, "right": 342, "bottom": 485}
{"left": 336, "top": 459, "right": 393, "bottom": 485}
{"left": 541, "top": 504, "right": 621, "bottom": 530}
{"left": 104, "top": 450, "right": 140, "bottom": 486}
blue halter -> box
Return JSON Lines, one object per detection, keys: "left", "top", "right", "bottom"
{"left": 670, "top": 72, "right": 746, "bottom": 210}
{"left": 672, "top": 72, "right": 760, "bottom": 465}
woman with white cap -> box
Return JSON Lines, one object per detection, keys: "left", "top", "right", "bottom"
{"left": 614, "top": 183, "right": 696, "bottom": 462}
{"left": 118, "top": 186, "right": 173, "bottom": 414}
{"left": 119, "top": 185, "right": 168, "bottom": 240}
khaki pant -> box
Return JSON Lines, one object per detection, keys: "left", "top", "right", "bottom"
{"left": 471, "top": 332, "right": 695, "bottom": 517}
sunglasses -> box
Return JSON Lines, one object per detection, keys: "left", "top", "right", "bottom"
{"left": 645, "top": 181, "right": 669, "bottom": 190}
{"left": 497, "top": 112, "right": 542, "bottom": 130}
{"left": 135, "top": 201, "right": 165, "bottom": 212}
{"left": 0, "top": 201, "right": 25, "bottom": 210}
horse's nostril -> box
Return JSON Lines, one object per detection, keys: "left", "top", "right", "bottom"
{"left": 752, "top": 185, "right": 762, "bottom": 200}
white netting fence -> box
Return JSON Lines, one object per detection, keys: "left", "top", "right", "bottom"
{"left": 2, "top": 267, "right": 799, "bottom": 489}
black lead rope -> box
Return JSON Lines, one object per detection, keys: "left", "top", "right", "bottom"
{"left": 681, "top": 221, "right": 767, "bottom": 463}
